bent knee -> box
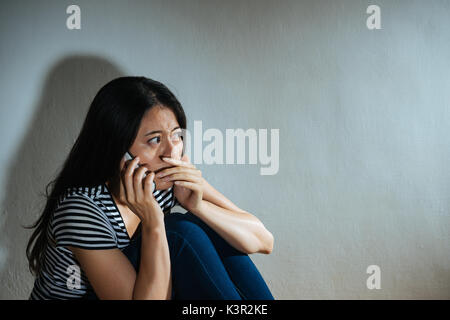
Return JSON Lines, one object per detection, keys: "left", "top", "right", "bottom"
{"left": 165, "top": 214, "right": 209, "bottom": 241}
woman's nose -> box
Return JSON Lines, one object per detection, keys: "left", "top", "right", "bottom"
{"left": 162, "top": 137, "right": 179, "bottom": 159}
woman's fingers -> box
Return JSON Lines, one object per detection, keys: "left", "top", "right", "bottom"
{"left": 123, "top": 156, "right": 140, "bottom": 203}
{"left": 133, "top": 166, "right": 148, "bottom": 200}
{"left": 157, "top": 166, "right": 201, "bottom": 179}
{"left": 173, "top": 180, "right": 201, "bottom": 193}
{"left": 161, "top": 172, "right": 202, "bottom": 184}
{"left": 119, "top": 155, "right": 126, "bottom": 171}
{"left": 162, "top": 157, "right": 195, "bottom": 169}
{"left": 143, "top": 171, "right": 156, "bottom": 198}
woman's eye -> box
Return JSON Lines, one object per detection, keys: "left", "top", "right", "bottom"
{"left": 148, "top": 136, "right": 160, "bottom": 144}
{"left": 148, "top": 133, "right": 182, "bottom": 145}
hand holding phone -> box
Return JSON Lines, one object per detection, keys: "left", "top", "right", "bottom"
{"left": 124, "top": 151, "right": 156, "bottom": 193}
{"left": 120, "top": 152, "right": 163, "bottom": 228}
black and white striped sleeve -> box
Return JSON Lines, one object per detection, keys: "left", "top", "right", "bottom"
{"left": 51, "top": 194, "right": 118, "bottom": 250}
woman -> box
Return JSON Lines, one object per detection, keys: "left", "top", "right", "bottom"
{"left": 26, "top": 76, "right": 274, "bottom": 300}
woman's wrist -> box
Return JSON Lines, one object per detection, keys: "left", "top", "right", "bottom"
{"left": 200, "top": 178, "right": 212, "bottom": 201}
{"left": 189, "top": 199, "right": 208, "bottom": 217}
{"left": 141, "top": 215, "right": 165, "bottom": 232}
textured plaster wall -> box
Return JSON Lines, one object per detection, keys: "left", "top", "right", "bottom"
{"left": 0, "top": 0, "right": 449, "bottom": 299}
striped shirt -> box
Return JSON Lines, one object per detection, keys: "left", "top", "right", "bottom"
{"left": 29, "top": 182, "right": 179, "bottom": 300}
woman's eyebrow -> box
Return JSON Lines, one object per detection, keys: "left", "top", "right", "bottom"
{"left": 144, "top": 126, "right": 180, "bottom": 136}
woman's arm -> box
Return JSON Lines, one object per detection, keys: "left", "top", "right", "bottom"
{"left": 160, "top": 156, "right": 274, "bottom": 255}
{"left": 192, "top": 200, "right": 274, "bottom": 255}
{"left": 161, "top": 156, "right": 246, "bottom": 213}
{"left": 69, "top": 221, "right": 171, "bottom": 300}
{"left": 201, "top": 178, "right": 248, "bottom": 213}
{"left": 132, "top": 223, "right": 172, "bottom": 299}
{"left": 197, "top": 177, "right": 274, "bottom": 255}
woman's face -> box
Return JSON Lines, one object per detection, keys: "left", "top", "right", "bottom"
{"left": 129, "top": 105, "right": 184, "bottom": 190}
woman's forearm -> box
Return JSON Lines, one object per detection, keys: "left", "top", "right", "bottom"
{"left": 201, "top": 179, "right": 246, "bottom": 213}
{"left": 132, "top": 223, "right": 171, "bottom": 300}
{"left": 192, "top": 200, "right": 274, "bottom": 255}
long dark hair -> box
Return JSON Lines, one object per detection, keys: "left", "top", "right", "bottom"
{"left": 25, "top": 76, "right": 186, "bottom": 276}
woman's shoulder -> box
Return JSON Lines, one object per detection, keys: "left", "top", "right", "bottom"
{"left": 59, "top": 184, "right": 104, "bottom": 203}
{"left": 51, "top": 184, "right": 119, "bottom": 250}
{"left": 52, "top": 184, "right": 115, "bottom": 233}
{"left": 55, "top": 184, "right": 107, "bottom": 213}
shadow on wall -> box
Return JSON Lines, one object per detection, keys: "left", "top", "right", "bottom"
{"left": 0, "top": 55, "right": 125, "bottom": 299}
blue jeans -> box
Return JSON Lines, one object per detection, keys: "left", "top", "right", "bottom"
{"left": 85, "top": 211, "right": 274, "bottom": 300}
{"left": 126, "top": 211, "right": 274, "bottom": 300}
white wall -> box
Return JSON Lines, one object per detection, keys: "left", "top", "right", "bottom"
{"left": 0, "top": 0, "right": 449, "bottom": 299}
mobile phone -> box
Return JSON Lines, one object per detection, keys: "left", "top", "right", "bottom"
{"left": 124, "top": 151, "right": 156, "bottom": 192}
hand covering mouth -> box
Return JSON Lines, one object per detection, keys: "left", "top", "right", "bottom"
{"left": 154, "top": 165, "right": 175, "bottom": 174}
